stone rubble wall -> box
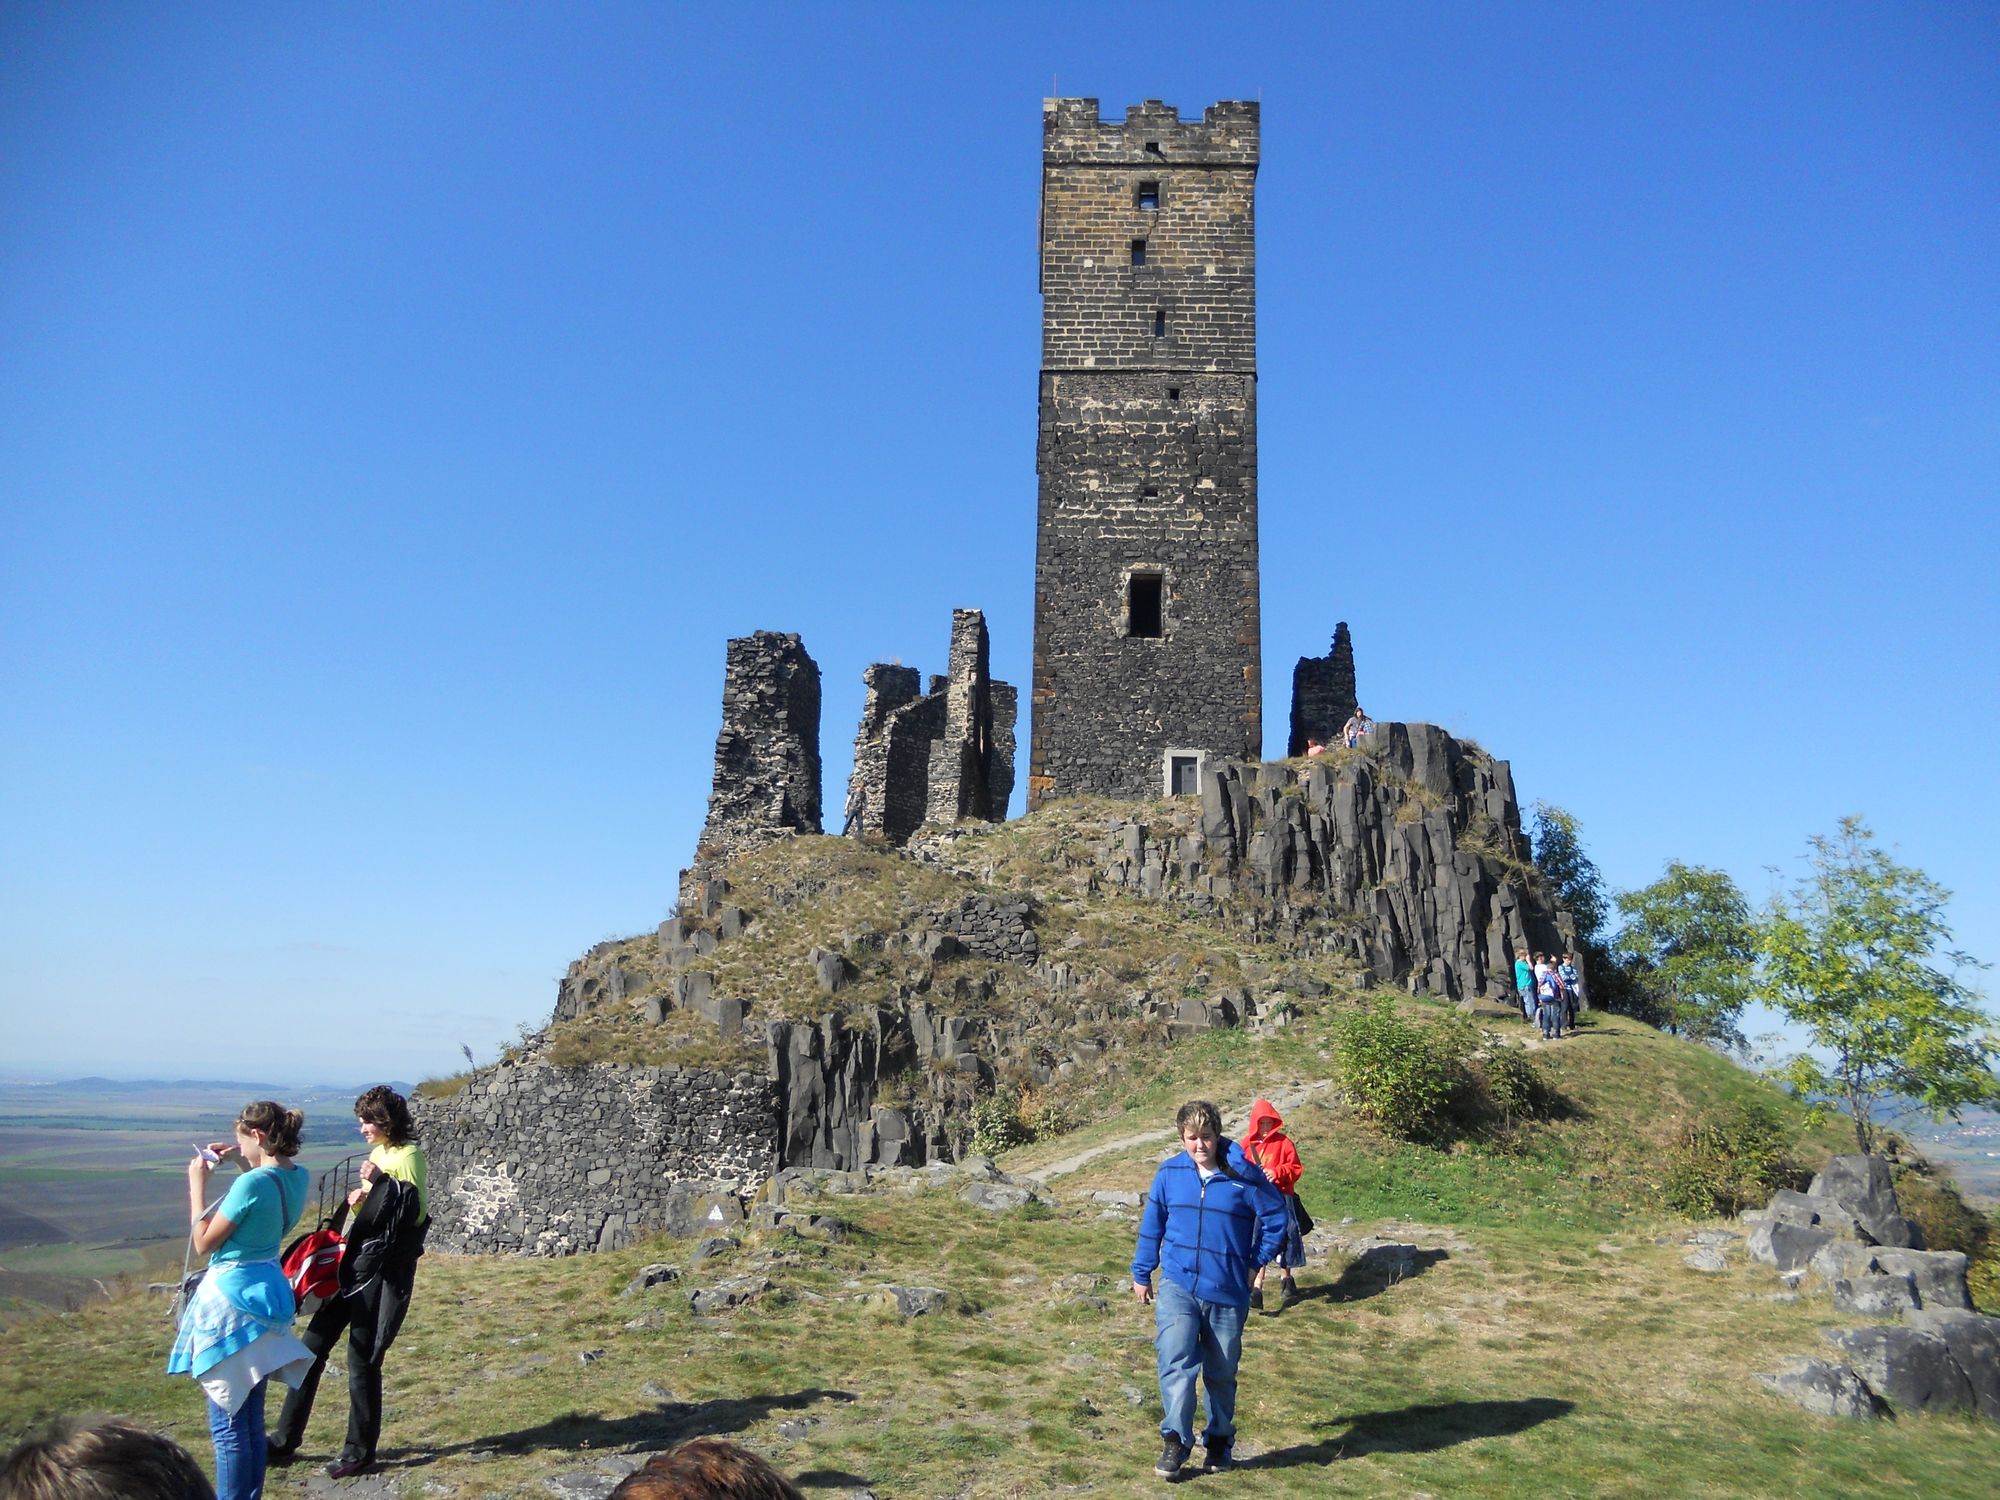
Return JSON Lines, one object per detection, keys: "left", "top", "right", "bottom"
{"left": 414, "top": 1058, "right": 777, "bottom": 1257}
{"left": 686, "top": 632, "right": 821, "bottom": 903}
{"left": 1097, "top": 723, "right": 1564, "bottom": 1002}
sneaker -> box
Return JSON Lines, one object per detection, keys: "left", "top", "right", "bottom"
{"left": 1154, "top": 1433, "right": 1190, "bottom": 1478}
{"left": 325, "top": 1456, "right": 375, "bottom": 1480}
{"left": 1202, "top": 1434, "right": 1235, "bottom": 1471}
{"left": 1281, "top": 1275, "right": 1298, "bottom": 1302}
{"left": 265, "top": 1444, "right": 300, "bottom": 1467}
{"left": 1249, "top": 1285, "right": 1264, "bottom": 1311}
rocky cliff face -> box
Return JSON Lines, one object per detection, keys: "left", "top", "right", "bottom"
{"left": 432, "top": 722, "right": 1571, "bottom": 1248}
{"left": 1098, "top": 723, "right": 1569, "bottom": 1002}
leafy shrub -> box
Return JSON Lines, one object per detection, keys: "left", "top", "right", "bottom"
{"left": 1659, "top": 1100, "right": 1800, "bottom": 1217}
{"left": 970, "top": 1095, "right": 1033, "bottom": 1156}
{"left": 1022, "top": 1089, "right": 1078, "bottom": 1140}
{"left": 1474, "top": 1045, "right": 1561, "bottom": 1125}
{"left": 1332, "top": 1001, "right": 1473, "bottom": 1142}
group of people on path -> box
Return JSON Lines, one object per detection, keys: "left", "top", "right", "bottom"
{"left": 1130, "top": 1096, "right": 1311, "bottom": 1479}
{"left": 162, "top": 1086, "right": 430, "bottom": 1500}
{"left": 1514, "top": 949, "right": 1585, "bottom": 1039}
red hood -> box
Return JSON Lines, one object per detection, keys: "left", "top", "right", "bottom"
{"left": 1246, "top": 1098, "right": 1284, "bottom": 1140}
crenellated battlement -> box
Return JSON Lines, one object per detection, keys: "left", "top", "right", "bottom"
{"left": 1042, "top": 97, "right": 1259, "bottom": 166}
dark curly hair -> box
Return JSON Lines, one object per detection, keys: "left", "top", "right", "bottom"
{"left": 354, "top": 1085, "right": 416, "bottom": 1146}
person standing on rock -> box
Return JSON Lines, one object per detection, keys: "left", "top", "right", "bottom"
{"left": 1132, "top": 1099, "right": 1288, "bottom": 1479}
{"left": 268, "top": 1086, "right": 429, "bottom": 1479}
{"left": 1514, "top": 949, "right": 1536, "bottom": 1023}
{"left": 1240, "top": 1098, "right": 1308, "bottom": 1312}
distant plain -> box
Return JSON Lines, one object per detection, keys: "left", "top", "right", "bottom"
{"left": 0, "top": 1079, "right": 390, "bottom": 1323}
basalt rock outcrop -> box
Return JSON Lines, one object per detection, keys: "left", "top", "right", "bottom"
{"left": 1746, "top": 1154, "right": 1999, "bottom": 1420}
{"left": 1098, "top": 722, "right": 1568, "bottom": 1002}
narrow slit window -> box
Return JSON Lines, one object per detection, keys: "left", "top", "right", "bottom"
{"left": 1130, "top": 238, "right": 1147, "bottom": 267}
{"left": 1153, "top": 308, "right": 1166, "bottom": 338}
{"left": 1137, "top": 181, "right": 1160, "bottom": 210}
{"left": 1128, "top": 573, "right": 1164, "bottom": 638}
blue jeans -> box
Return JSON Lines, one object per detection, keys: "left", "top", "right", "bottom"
{"left": 207, "top": 1377, "right": 268, "bottom": 1500}
{"left": 1154, "top": 1276, "right": 1245, "bottom": 1446}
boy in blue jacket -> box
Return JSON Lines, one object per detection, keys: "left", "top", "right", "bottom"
{"left": 1131, "top": 1099, "right": 1289, "bottom": 1478}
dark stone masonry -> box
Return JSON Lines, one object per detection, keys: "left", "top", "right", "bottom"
{"left": 1289, "top": 622, "right": 1358, "bottom": 756}
{"left": 685, "top": 632, "right": 821, "bottom": 901}
{"left": 1029, "top": 98, "right": 1263, "bottom": 808}
{"left": 843, "top": 608, "right": 1015, "bottom": 847}
{"left": 414, "top": 1062, "right": 776, "bottom": 1256}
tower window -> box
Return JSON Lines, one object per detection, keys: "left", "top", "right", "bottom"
{"left": 1145, "top": 140, "right": 1162, "bottom": 154}
{"left": 1128, "top": 572, "right": 1164, "bottom": 638}
{"left": 1130, "top": 238, "right": 1147, "bottom": 267}
{"left": 1153, "top": 308, "right": 1166, "bottom": 338}
{"left": 1169, "top": 755, "right": 1199, "bottom": 796}
{"left": 1137, "top": 181, "right": 1160, "bottom": 210}
{"left": 1167, "top": 386, "right": 1181, "bottom": 402}
{"left": 1143, "top": 486, "right": 1159, "bottom": 498}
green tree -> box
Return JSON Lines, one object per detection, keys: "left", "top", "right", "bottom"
{"left": 1613, "top": 862, "right": 1755, "bottom": 1049}
{"left": 1529, "top": 801, "right": 1608, "bottom": 946}
{"left": 1758, "top": 817, "right": 1999, "bottom": 1154}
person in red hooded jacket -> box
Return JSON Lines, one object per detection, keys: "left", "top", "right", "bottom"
{"left": 1241, "top": 1099, "right": 1307, "bottom": 1311}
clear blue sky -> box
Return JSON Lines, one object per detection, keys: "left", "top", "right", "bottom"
{"left": 3, "top": 3, "right": 1996, "bottom": 1081}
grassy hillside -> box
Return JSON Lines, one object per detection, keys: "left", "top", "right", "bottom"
{"left": 3, "top": 1001, "right": 1997, "bottom": 1497}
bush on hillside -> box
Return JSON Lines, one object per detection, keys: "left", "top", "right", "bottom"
{"left": 969, "top": 1094, "right": 1033, "bottom": 1156}
{"left": 1333, "top": 1002, "right": 1474, "bottom": 1142}
{"left": 1472, "top": 1044, "right": 1563, "bottom": 1127}
{"left": 1659, "top": 1099, "right": 1802, "bottom": 1216}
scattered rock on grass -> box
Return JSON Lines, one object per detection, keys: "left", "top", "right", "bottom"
{"left": 1757, "top": 1358, "right": 1878, "bottom": 1420}
{"left": 688, "top": 1275, "right": 775, "bottom": 1315}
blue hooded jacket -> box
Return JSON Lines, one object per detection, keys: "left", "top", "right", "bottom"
{"left": 1131, "top": 1140, "right": 1289, "bottom": 1307}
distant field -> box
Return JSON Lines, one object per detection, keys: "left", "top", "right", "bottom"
{"left": 0, "top": 1079, "right": 386, "bottom": 1320}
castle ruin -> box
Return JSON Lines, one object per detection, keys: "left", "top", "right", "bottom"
{"left": 1028, "top": 99, "right": 1264, "bottom": 808}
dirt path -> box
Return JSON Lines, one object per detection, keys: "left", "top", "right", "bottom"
{"left": 1027, "top": 1078, "right": 1335, "bottom": 1183}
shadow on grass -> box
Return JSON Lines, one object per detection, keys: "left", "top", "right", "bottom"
{"left": 1239, "top": 1397, "right": 1574, "bottom": 1469}
{"left": 380, "top": 1388, "right": 857, "bottom": 1469}
{"left": 1290, "top": 1245, "right": 1450, "bottom": 1304}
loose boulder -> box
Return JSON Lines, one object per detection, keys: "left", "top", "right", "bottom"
{"left": 1757, "top": 1357, "right": 1879, "bottom": 1420}
{"left": 1822, "top": 1326, "right": 1975, "bottom": 1415}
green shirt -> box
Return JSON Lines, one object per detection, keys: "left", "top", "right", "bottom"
{"left": 370, "top": 1141, "right": 428, "bottom": 1222}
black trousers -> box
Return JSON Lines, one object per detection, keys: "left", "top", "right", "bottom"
{"left": 270, "top": 1267, "right": 415, "bottom": 1462}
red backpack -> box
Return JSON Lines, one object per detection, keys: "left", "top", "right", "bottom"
{"left": 279, "top": 1151, "right": 365, "bottom": 1315}
{"left": 281, "top": 1227, "right": 343, "bottom": 1311}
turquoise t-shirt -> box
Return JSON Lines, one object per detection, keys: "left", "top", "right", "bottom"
{"left": 209, "top": 1163, "right": 309, "bottom": 1264}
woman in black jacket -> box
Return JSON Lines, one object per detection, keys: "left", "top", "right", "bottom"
{"left": 268, "top": 1086, "right": 429, "bottom": 1479}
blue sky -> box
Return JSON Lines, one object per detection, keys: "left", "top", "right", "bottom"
{"left": 2, "top": 3, "right": 1995, "bottom": 1081}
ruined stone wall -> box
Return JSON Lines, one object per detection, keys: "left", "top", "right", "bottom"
{"left": 415, "top": 1060, "right": 778, "bottom": 1256}
{"left": 688, "top": 632, "right": 821, "bottom": 899}
{"left": 1289, "top": 622, "right": 1358, "bottom": 756}
{"left": 1031, "top": 99, "right": 1262, "bottom": 807}
{"left": 845, "top": 609, "right": 1016, "bottom": 847}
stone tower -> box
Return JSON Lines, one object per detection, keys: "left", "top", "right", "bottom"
{"left": 1028, "top": 98, "right": 1262, "bottom": 809}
